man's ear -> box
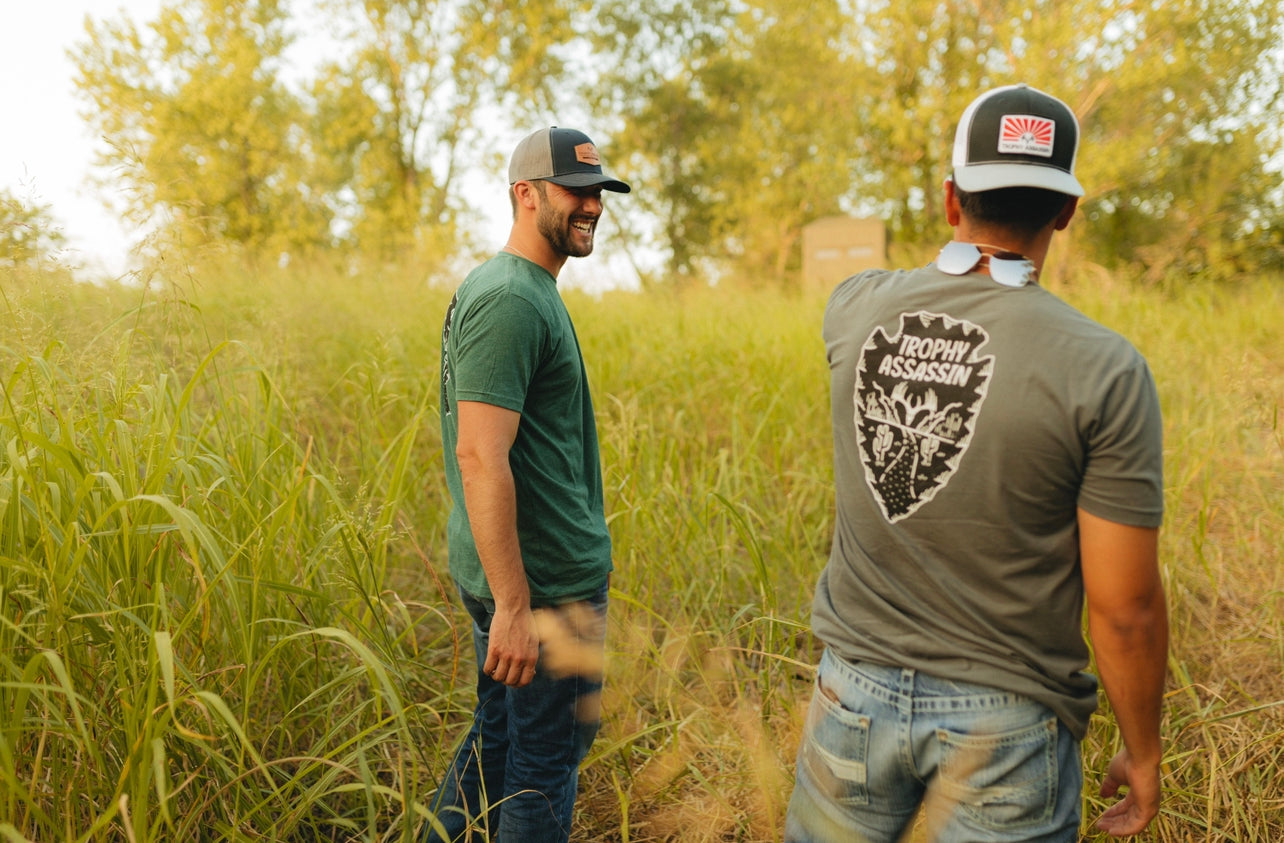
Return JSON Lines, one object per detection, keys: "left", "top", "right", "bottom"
{"left": 1053, "top": 196, "right": 1079, "bottom": 231}
{"left": 512, "top": 180, "right": 540, "bottom": 211}
{"left": 944, "top": 177, "right": 962, "bottom": 227}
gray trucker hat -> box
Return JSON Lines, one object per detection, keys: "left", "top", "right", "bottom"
{"left": 508, "top": 127, "right": 631, "bottom": 193}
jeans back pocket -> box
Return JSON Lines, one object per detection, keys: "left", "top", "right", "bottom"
{"left": 935, "top": 716, "right": 1058, "bottom": 831}
{"left": 798, "top": 678, "right": 873, "bottom": 808}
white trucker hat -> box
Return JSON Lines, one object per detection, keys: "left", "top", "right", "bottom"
{"left": 952, "top": 83, "right": 1084, "bottom": 196}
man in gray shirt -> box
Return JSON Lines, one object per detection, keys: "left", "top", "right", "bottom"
{"left": 786, "top": 84, "right": 1168, "bottom": 842}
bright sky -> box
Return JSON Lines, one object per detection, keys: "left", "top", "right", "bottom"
{"left": 1, "top": 1, "right": 162, "bottom": 277}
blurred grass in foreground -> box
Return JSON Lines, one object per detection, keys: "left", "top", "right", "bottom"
{"left": 0, "top": 261, "right": 1280, "bottom": 841}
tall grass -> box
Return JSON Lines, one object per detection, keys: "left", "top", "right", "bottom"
{"left": 0, "top": 262, "right": 1279, "bottom": 841}
{"left": 1075, "top": 279, "right": 1284, "bottom": 842}
{"left": 0, "top": 267, "right": 460, "bottom": 840}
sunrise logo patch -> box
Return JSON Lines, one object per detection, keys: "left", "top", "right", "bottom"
{"left": 854, "top": 311, "right": 993, "bottom": 522}
{"left": 998, "top": 114, "right": 1055, "bottom": 158}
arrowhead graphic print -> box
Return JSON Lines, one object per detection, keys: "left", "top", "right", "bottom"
{"left": 854, "top": 311, "right": 994, "bottom": 522}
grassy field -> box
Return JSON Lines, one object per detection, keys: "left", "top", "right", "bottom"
{"left": 0, "top": 260, "right": 1280, "bottom": 841}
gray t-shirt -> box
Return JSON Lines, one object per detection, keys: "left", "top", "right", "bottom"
{"left": 813, "top": 264, "right": 1164, "bottom": 738}
{"left": 440, "top": 252, "right": 612, "bottom": 605}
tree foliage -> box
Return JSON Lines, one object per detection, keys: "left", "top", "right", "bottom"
{"left": 70, "top": 0, "right": 1283, "bottom": 284}
{"left": 309, "top": 0, "right": 580, "bottom": 260}
{"left": 72, "top": 0, "right": 329, "bottom": 257}
{"left": 587, "top": 0, "right": 867, "bottom": 286}
{"left": 587, "top": 0, "right": 1284, "bottom": 283}
{"left": 73, "top": 0, "right": 584, "bottom": 267}
{"left": 1067, "top": 0, "right": 1284, "bottom": 282}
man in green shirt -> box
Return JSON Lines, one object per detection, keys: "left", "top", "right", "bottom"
{"left": 426, "top": 127, "right": 629, "bottom": 842}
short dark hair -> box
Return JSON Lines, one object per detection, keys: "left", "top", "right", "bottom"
{"left": 953, "top": 181, "right": 1074, "bottom": 237}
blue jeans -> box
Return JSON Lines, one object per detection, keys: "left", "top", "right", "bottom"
{"left": 422, "top": 583, "right": 608, "bottom": 843}
{"left": 785, "top": 649, "right": 1082, "bottom": 843}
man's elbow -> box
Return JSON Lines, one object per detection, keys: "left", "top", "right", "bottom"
{"left": 456, "top": 442, "right": 509, "bottom": 481}
{"left": 1090, "top": 590, "right": 1169, "bottom": 641}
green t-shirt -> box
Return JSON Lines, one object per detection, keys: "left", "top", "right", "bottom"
{"left": 440, "top": 253, "right": 612, "bottom": 605}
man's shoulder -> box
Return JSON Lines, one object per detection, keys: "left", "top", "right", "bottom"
{"left": 461, "top": 253, "right": 533, "bottom": 291}
{"left": 831, "top": 265, "right": 907, "bottom": 292}
{"left": 826, "top": 266, "right": 916, "bottom": 309}
{"left": 457, "top": 255, "right": 560, "bottom": 312}
{"left": 823, "top": 266, "right": 943, "bottom": 334}
{"left": 1036, "top": 294, "right": 1149, "bottom": 363}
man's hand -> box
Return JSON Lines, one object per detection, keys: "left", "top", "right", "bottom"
{"left": 484, "top": 605, "right": 540, "bottom": 687}
{"left": 1095, "top": 748, "right": 1161, "bottom": 837}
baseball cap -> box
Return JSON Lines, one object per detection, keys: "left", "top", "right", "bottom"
{"left": 508, "top": 127, "right": 631, "bottom": 193}
{"left": 951, "top": 84, "right": 1084, "bottom": 197}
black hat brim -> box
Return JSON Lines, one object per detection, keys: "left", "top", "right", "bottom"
{"left": 547, "top": 173, "right": 631, "bottom": 193}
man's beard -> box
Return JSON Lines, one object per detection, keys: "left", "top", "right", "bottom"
{"left": 537, "top": 201, "right": 594, "bottom": 258}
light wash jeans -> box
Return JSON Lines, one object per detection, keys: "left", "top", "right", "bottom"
{"left": 785, "top": 648, "right": 1082, "bottom": 842}
{"left": 421, "top": 582, "right": 608, "bottom": 843}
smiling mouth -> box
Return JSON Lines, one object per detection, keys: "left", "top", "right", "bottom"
{"left": 572, "top": 219, "right": 595, "bottom": 235}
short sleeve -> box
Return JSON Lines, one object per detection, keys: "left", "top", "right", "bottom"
{"left": 452, "top": 289, "right": 546, "bottom": 413}
{"left": 1077, "top": 357, "right": 1164, "bottom": 527}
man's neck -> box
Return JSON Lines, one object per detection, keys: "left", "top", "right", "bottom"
{"left": 504, "top": 233, "right": 566, "bottom": 278}
{"left": 952, "top": 222, "right": 1054, "bottom": 271}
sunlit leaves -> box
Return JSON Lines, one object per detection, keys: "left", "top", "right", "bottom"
{"left": 72, "top": 0, "right": 331, "bottom": 256}
{"left": 585, "top": 0, "right": 1284, "bottom": 283}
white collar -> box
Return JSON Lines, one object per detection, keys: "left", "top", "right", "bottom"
{"left": 936, "top": 241, "right": 1038, "bottom": 288}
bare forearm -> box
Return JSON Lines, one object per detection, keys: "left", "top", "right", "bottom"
{"left": 1078, "top": 510, "right": 1166, "bottom": 835}
{"left": 1089, "top": 590, "right": 1168, "bottom": 761}
{"left": 1088, "top": 589, "right": 1168, "bottom": 835}
{"left": 459, "top": 456, "right": 529, "bottom": 611}
{"left": 453, "top": 400, "right": 538, "bottom": 687}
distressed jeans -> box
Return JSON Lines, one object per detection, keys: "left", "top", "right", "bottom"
{"left": 421, "top": 582, "right": 608, "bottom": 843}
{"left": 785, "top": 648, "right": 1082, "bottom": 843}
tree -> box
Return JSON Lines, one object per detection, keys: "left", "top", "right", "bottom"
{"left": 73, "top": 0, "right": 588, "bottom": 267}
{"left": 788, "top": 0, "right": 1284, "bottom": 278}
{"left": 308, "top": 0, "right": 586, "bottom": 261}
{"left": 585, "top": 0, "right": 870, "bottom": 286}
{"left": 587, "top": 0, "right": 1017, "bottom": 283}
{"left": 72, "top": 0, "right": 331, "bottom": 259}
{"left": 580, "top": 0, "right": 731, "bottom": 285}
{"left": 693, "top": 2, "right": 870, "bottom": 286}
{"left": 0, "top": 189, "right": 67, "bottom": 268}
{"left": 1065, "top": 0, "right": 1284, "bottom": 281}
{"left": 588, "top": 0, "right": 1284, "bottom": 284}
{"left": 69, "top": 0, "right": 1282, "bottom": 283}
